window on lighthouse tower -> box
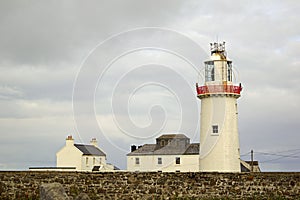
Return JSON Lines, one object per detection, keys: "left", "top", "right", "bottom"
{"left": 212, "top": 125, "right": 219, "bottom": 134}
{"left": 205, "top": 61, "right": 215, "bottom": 82}
{"left": 227, "top": 61, "right": 232, "bottom": 82}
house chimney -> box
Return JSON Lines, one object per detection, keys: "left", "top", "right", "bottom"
{"left": 131, "top": 145, "right": 137, "bottom": 152}
{"left": 90, "top": 138, "right": 98, "bottom": 147}
{"left": 66, "top": 135, "right": 74, "bottom": 147}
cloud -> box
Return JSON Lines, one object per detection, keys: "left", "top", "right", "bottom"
{"left": 0, "top": 1, "right": 187, "bottom": 65}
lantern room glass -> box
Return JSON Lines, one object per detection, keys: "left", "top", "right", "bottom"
{"left": 205, "top": 61, "right": 215, "bottom": 82}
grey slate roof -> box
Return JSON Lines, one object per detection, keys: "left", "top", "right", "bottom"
{"left": 74, "top": 144, "right": 106, "bottom": 156}
{"left": 184, "top": 143, "right": 200, "bottom": 154}
{"left": 241, "top": 160, "right": 261, "bottom": 172}
{"left": 127, "top": 143, "right": 199, "bottom": 156}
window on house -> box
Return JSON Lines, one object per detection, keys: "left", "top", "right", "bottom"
{"left": 161, "top": 140, "right": 165, "bottom": 147}
{"left": 86, "top": 157, "right": 88, "bottom": 165}
{"left": 135, "top": 157, "right": 140, "bottom": 165}
{"left": 158, "top": 157, "right": 162, "bottom": 165}
{"left": 175, "top": 157, "right": 180, "bottom": 165}
{"left": 212, "top": 125, "right": 218, "bottom": 134}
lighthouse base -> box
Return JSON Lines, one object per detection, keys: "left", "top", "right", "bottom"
{"left": 199, "top": 96, "right": 241, "bottom": 173}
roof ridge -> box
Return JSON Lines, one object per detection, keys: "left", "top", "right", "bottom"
{"left": 74, "top": 143, "right": 94, "bottom": 146}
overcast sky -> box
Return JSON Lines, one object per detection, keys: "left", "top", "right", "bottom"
{"left": 0, "top": 1, "right": 299, "bottom": 171}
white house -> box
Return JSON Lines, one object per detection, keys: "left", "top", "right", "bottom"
{"left": 127, "top": 134, "right": 199, "bottom": 172}
{"left": 56, "top": 135, "right": 114, "bottom": 171}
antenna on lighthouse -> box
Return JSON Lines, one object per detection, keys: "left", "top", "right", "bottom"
{"left": 210, "top": 41, "right": 227, "bottom": 59}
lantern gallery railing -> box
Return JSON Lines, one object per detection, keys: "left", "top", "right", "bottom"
{"left": 196, "top": 84, "right": 242, "bottom": 96}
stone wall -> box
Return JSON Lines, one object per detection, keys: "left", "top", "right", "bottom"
{"left": 0, "top": 171, "right": 299, "bottom": 199}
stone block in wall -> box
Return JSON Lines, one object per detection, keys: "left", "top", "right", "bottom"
{"left": 0, "top": 181, "right": 6, "bottom": 195}
{"left": 74, "top": 193, "right": 90, "bottom": 200}
{"left": 40, "top": 183, "right": 71, "bottom": 200}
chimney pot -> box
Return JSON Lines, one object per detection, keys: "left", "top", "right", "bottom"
{"left": 90, "top": 138, "right": 98, "bottom": 147}
{"left": 66, "top": 135, "right": 74, "bottom": 146}
{"left": 131, "top": 145, "right": 137, "bottom": 152}
{"left": 67, "top": 135, "right": 73, "bottom": 140}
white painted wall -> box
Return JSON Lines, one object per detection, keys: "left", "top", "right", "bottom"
{"left": 80, "top": 155, "right": 106, "bottom": 171}
{"left": 199, "top": 92, "right": 240, "bottom": 172}
{"left": 127, "top": 154, "right": 199, "bottom": 172}
{"left": 56, "top": 139, "right": 82, "bottom": 170}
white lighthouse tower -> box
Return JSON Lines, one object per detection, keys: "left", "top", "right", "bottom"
{"left": 196, "top": 42, "right": 242, "bottom": 172}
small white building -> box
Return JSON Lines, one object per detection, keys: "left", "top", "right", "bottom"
{"left": 127, "top": 134, "right": 199, "bottom": 172}
{"left": 56, "top": 135, "right": 114, "bottom": 171}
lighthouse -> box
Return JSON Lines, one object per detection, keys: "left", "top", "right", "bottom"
{"left": 196, "top": 42, "right": 242, "bottom": 172}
